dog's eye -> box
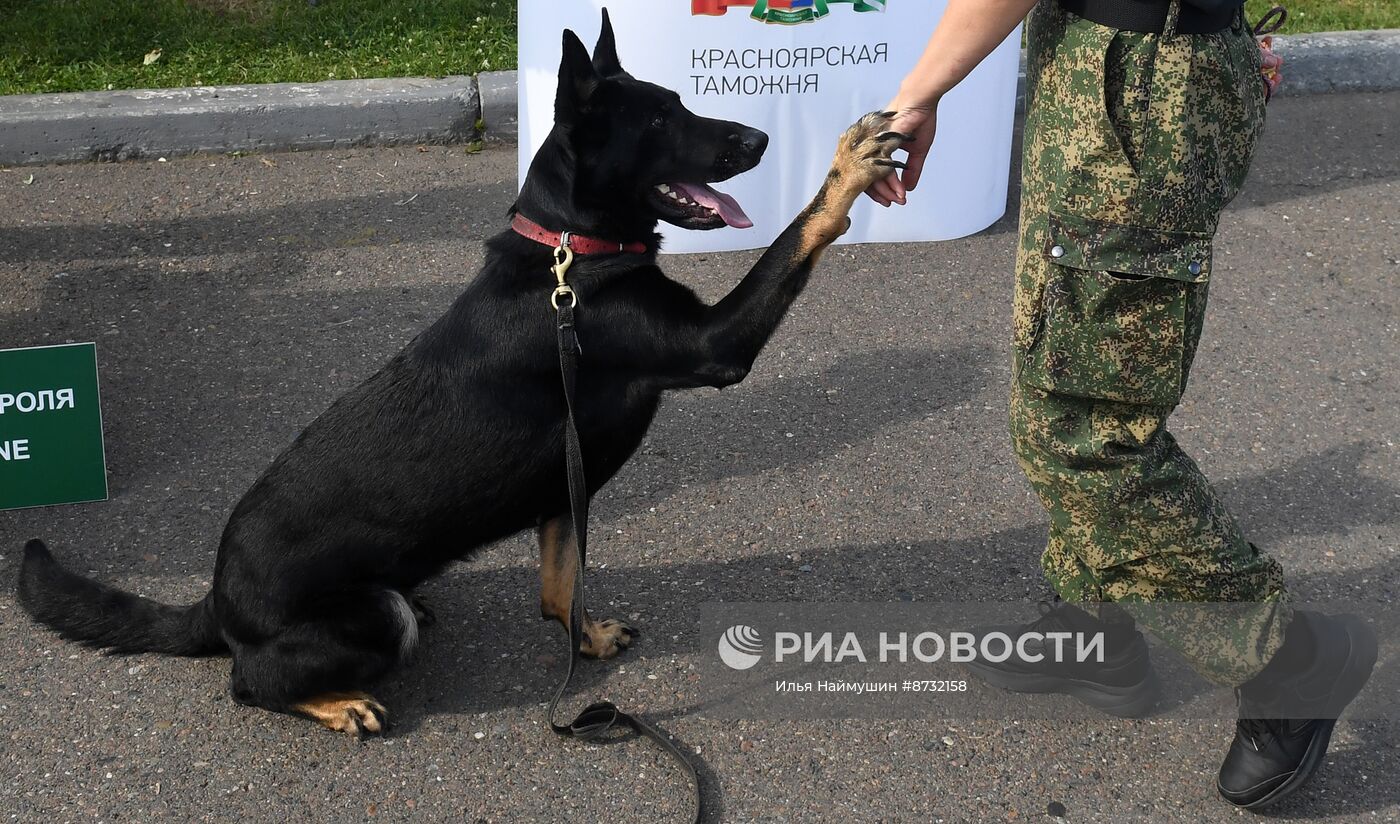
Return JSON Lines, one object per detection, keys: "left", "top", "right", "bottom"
{"left": 650, "top": 113, "right": 667, "bottom": 129}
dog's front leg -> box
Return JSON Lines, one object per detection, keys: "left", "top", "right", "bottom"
{"left": 537, "top": 514, "right": 638, "bottom": 659}
{"left": 691, "top": 113, "right": 910, "bottom": 381}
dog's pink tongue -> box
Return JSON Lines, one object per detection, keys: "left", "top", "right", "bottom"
{"left": 674, "top": 182, "right": 752, "bottom": 229}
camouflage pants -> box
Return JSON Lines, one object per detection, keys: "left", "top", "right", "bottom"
{"left": 1009, "top": 1, "right": 1290, "bottom": 685}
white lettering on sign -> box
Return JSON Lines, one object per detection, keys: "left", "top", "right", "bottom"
{"left": 0, "top": 388, "right": 75, "bottom": 413}
{"left": 0, "top": 439, "right": 31, "bottom": 461}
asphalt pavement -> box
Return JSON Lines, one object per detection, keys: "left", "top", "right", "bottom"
{"left": 1, "top": 91, "right": 1396, "bottom": 823}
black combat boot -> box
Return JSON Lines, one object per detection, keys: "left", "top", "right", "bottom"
{"left": 962, "top": 599, "right": 1161, "bottom": 718}
{"left": 1217, "top": 610, "right": 1377, "bottom": 810}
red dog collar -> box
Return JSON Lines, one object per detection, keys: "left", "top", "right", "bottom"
{"left": 511, "top": 214, "right": 649, "bottom": 255}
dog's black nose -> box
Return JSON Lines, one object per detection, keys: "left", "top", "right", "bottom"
{"left": 731, "top": 128, "right": 768, "bottom": 156}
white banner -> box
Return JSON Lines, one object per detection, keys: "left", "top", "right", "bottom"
{"left": 518, "top": 0, "right": 1021, "bottom": 253}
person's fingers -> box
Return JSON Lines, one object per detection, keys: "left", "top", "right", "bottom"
{"left": 865, "top": 185, "right": 892, "bottom": 207}
{"left": 902, "top": 147, "right": 928, "bottom": 193}
{"left": 863, "top": 171, "right": 898, "bottom": 206}
{"left": 901, "top": 120, "right": 935, "bottom": 193}
{"left": 886, "top": 168, "right": 906, "bottom": 203}
{"left": 886, "top": 108, "right": 925, "bottom": 140}
{"left": 867, "top": 104, "right": 931, "bottom": 205}
{"left": 871, "top": 174, "right": 903, "bottom": 206}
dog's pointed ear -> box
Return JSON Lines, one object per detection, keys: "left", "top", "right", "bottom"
{"left": 555, "top": 28, "right": 599, "bottom": 127}
{"left": 592, "top": 8, "right": 624, "bottom": 77}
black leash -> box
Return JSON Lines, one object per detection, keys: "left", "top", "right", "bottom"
{"left": 546, "top": 245, "right": 702, "bottom": 824}
{"left": 1252, "top": 5, "right": 1287, "bottom": 36}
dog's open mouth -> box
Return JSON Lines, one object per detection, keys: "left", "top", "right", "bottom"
{"left": 650, "top": 182, "right": 753, "bottom": 230}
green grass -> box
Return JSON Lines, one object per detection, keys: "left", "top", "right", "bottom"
{"left": 0, "top": 0, "right": 516, "bottom": 95}
{"left": 1245, "top": 0, "right": 1400, "bottom": 35}
{"left": 1, "top": 0, "right": 1395, "bottom": 96}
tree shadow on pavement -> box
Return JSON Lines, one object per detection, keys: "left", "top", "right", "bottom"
{"left": 1262, "top": 721, "right": 1400, "bottom": 819}
{"left": 2, "top": 91, "right": 1392, "bottom": 265}
{"left": 0, "top": 429, "right": 1394, "bottom": 813}
{"left": 391, "top": 435, "right": 1399, "bottom": 697}
{"left": 619, "top": 344, "right": 992, "bottom": 502}
{"left": 1217, "top": 441, "right": 1396, "bottom": 554}
{"left": 0, "top": 182, "right": 514, "bottom": 266}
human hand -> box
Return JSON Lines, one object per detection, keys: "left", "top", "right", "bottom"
{"left": 864, "top": 100, "right": 936, "bottom": 207}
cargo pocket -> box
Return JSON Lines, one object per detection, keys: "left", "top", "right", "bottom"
{"left": 1019, "top": 212, "right": 1212, "bottom": 407}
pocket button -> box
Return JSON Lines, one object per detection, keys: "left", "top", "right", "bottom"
{"left": 1187, "top": 260, "right": 1202, "bottom": 276}
{"left": 1050, "top": 244, "right": 1066, "bottom": 259}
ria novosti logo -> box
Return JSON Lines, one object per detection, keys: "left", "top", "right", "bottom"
{"left": 717, "top": 625, "right": 1108, "bottom": 670}
{"left": 718, "top": 625, "right": 765, "bottom": 670}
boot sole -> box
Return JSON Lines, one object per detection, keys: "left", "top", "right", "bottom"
{"left": 1219, "top": 614, "right": 1379, "bottom": 810}
{"left": 963, "top": 661, "right": 1162, "bottom": 719}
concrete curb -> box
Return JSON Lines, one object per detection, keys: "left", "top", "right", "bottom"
{"left": 478, "top": 70, "right": 519, "bottom": 143}
{"left": 0, "top": 76, "right": 481, "bottom": 166}
{"left": 1, "top": 31, "right": 1396, "bottom": 166}
{"left": 1268, "top": 29, "right": 1400, "bottom": 95}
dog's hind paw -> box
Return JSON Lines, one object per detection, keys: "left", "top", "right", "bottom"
{"left": 409, "top": 595, "right": 437, "bottom": 627}
{"left": 580, "top": 617, "right": 638, "bottom": 660}
{"left": 293, "top": 692, "right": 389, "bottom": 738}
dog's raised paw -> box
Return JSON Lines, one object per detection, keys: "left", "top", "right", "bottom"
{"left": 293, "top": 691, "right": 388, "bottom": 738}
{"left": 829, "top": 111, "right": 913, "bottom": 192}
{"left": 580, "top": 617, "right": 638, "bottom": 660}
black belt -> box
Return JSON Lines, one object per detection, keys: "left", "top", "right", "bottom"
{"left": 1060, "top": 0, "right": 1237, "bottom": 33}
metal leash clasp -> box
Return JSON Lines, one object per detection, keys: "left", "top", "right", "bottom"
{"left": 550, "top": 237, "right": 577, "bottom": 310}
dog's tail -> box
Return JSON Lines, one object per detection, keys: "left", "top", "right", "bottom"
{"left": 17, "top": 539, "right": 225, "bottom": 656}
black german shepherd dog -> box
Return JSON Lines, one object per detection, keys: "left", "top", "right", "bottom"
{"left": 18, "top": 11, "right": 907, "bottom": 735}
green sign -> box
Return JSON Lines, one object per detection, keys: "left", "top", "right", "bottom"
{"left": 0, "top": 343, "right": 108, "bottom": 510}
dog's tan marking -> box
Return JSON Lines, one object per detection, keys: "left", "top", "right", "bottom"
{"left": 538, "top": 515, "right": 577, "bottom": 626}
{"left": 292, "top": 692, "right": 387, "bottom": 737}
{"left": 537, "top": 515, "right": 638, "bottom": 659}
